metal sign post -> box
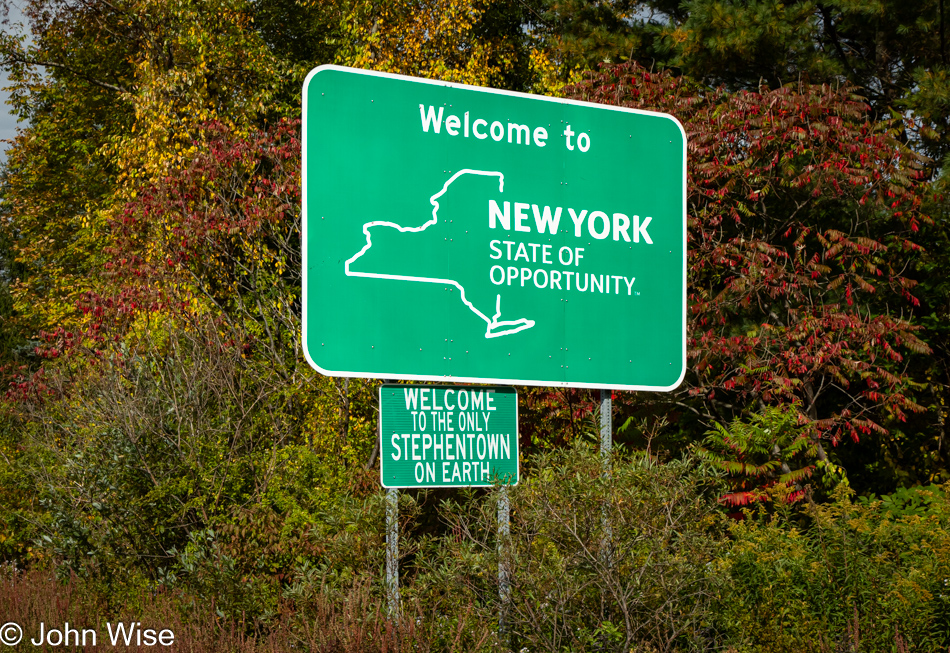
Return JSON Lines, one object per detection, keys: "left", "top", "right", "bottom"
{"left": 385, "top": 487, "right": 400, "bottom": 618}
{"left": 600, "top": 389, "right": 613, "bottom": 566}
{"left": 497, "top": 486, "right": 511, "bottom": 634}
{"left": 600, "top": 389, "right": 613, "bottom": 462}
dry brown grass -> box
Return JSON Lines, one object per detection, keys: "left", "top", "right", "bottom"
{"left": 0, "top": 569, "right": 495, "bottom": 652}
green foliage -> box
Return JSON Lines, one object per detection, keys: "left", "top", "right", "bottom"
{"left": 653, "top": 0, "right": 950, "bottom": 163}
{"left": 418, "top": 443, "right": 725, "bottom": 652}
{"left": 0, "top": 38, "right": 128, "bottom": 343}
{"left": 525, "top": 0, "right": 659, "bottom": 76}
{"left": 859, "top": 483, "right": 949, "bottom": 518}
{"left": 696, "top": 405, "right": 822, "bottom": 505}
{"left": 4, "top": 315, "right": 364, "bottom": 577}
{"left": 0, "top": 405, "right": 35, "bottom": 565}
{"left": 6, "top": 433, "right": 950, "bottom": 651}
{"left": 721, "top": 484, "right": 950, "bottom": 652}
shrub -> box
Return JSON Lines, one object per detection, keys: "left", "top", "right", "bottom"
{"left": 425, "top": 442, "right": 725, "bottom": 652}
{"left": 719, "top": 484, "right": 950, "bottom": 652}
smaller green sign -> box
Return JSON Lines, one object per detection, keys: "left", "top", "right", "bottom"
{"left": 380, "top": 385, "right": 518, "bottom": 488}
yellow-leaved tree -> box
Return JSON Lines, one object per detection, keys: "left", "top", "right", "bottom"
{"left": 329, "top": 0, "right": 557, "bottom": 92}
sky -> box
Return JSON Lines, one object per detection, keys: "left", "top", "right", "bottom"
{"left": 0, "top": 1, "right": 28, "bottom": 163}
{"left": 0, "top": 73, "right": 19, "bottom": 163}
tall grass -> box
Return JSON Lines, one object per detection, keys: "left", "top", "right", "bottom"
{"left": 0, "top": 569, "right": 495, "bottom": 652}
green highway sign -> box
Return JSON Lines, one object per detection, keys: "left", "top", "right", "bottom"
{"left": 379, "top": 385, "right": 518, "bottom": 488}
{"left": 302, "top": 65, "right": 686, "bottom": 390}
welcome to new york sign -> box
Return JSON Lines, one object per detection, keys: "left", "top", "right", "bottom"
{"left": 302, "top": 66, "right": 686, "bottom": 390}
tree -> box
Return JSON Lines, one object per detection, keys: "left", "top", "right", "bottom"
{"left": 564, "top": 64, "right": 933, "bottom": 485}
{"left": 0, "top": 0, "right": 296, "bottom": 346}
{"left": 512, "top": 2, "right": 950, "bottom": 166}
{"left": 331, "top": 0, "right": 537, "bottom": 90}
{"left": 521, "top": 0, "right": 663, "bottom": 77}
{"left": 0, "top": 0, "right": 135, "bottom": 351}
{"left": 658, "top": 0, "right": 950, "bottom": 163}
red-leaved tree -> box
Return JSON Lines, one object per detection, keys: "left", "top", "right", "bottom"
{"left": 521, "top": 64, "right": 933, "bottom": 480}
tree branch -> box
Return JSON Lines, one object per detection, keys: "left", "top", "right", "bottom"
{"left": 2, "top": 53, "right": 131, "bottom": 94}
